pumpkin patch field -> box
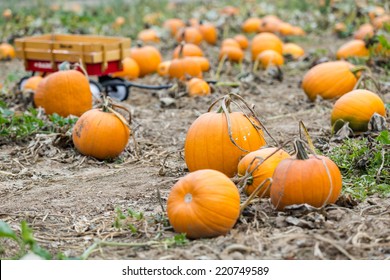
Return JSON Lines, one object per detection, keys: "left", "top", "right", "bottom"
{"left": 1, "top": 0, "right": 390, "bottom": 260}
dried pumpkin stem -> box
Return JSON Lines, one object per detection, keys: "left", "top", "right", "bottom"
{"left": 294, "top": 139, "right": 310, "bottom": 160}
{"left": 299, "top": 121, "right": 316, "bottom": 153}
{"left": 240, "top": 178, "right": 272, "bottom": 213}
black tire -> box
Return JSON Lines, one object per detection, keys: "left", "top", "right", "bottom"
{"left": 89, "top": 79, "right": 103, "bottom": 101}
{"left": 17, "top": 76, "right": 32, "bottom": 91}
{"left": 101, "top": 78, "right": 129, "bottom": 101}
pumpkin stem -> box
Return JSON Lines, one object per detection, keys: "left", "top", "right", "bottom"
{"left": 294, "top": 139, "right": 310, "bottom": 160}
{"left": 299, "top": 121, "right": 316, "bottom": 153}
{"left": 178, "top": 41, "right": 185, "bottom": 59}
{"left": 350, "top": 65, "right": 370, "bottom": 77}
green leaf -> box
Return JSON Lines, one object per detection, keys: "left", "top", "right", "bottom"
{"left": 20, "top": 220, "right": 35, "bottom": 246}
{"left": 31, "top": 244, "right": 52, "bottom": 260}
{"left": 377, "top": 130, "right": 390, "bottom": 145}
{"left": 0, "top": 220, "right": 17, "bottom": 240}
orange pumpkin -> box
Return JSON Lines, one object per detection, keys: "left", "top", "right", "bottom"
{"left": 282, "top": 43, "right": 305, "bottom": 59}
{"left": 255, "top": 50, "right": 284, "bottom": 69}
{"left": 198, "top": 22, "right": 218, "bottom": 45}
{"left": 172, "top": 43, "right": 203, "bottom": 58}
{"left": 221, "top": 38, "right": 241, "bottom": 49}
{"left": 220, "top": 6, "right": 240, "bottom": 16}
{"left": 3, "top": 8, "right": 12, "bottom": 19}
{"left": 184, "top": 97, "right": 266, "bottom": 177}
{"left": 278, "top": 22, "right": 294, "bottom": 36}
{"left": 372, "top": 15, "right": 390, "bottom": 29}
{"left": 33, "top": 70, "right": 92, "bottom": 117}
{"left": 331, "top": 89, "right": 386, "bottom": 132}
{"left": 157, "top": 61, "right": 172, "bottom": 76}
{"left": 336, "top": 40, "right": 369, "bottom": 59}
{"left": 168, "top": 57, "right": 202, "bottom": 81}
{"left": 219, "top": 46, "right": 244, "bottom": 63}
{"left": 163, "top": 18, "right": 185, "bottom": 36}
{"left": 290, "top": 26, "right": 306, "bottom": 36}
{"left": 137, "top": 28, "right": 160, "bottom": 43}
{"left": 237, "top": 147, "right": 290, "bottom": 197}
{"left": 190, "top": 56, "right": 210, "bottom": 72}
{"left": 175, "top": 27, "right": 203, "bottom": 45}
{"left": 112, "top": 57, "right": 140, "bottom": 80}
{"left": 354, "top": 23, "right": 374, "bottom": 40}
{"left": 167, "top": 169, "right": 240, "bottom": 239}
{"left": 251, "top": 32, "right": 283, "bottom": 61}
{"left": 301, "top": 61, "right": 360, "bottom": 101}
{"left": 368, "top": 6, "right": 386, "bottom": 21}
{"left": 22, "top": 76, "right": 43, "bottom": 92}
{"left": 72, "top": 108, "right": 130, "bottom": 160}
{"left": 242, "top": 17, "right": 262, "bottom": 33}
{"left": 334, "top": 22, "right": 347, "bottom": 33}
{"left": 0, "top": 43, "right": 15, "bottom": 60}
{"left": 270, "top": 140, "right": 342, "bottom": 211}
{"left": 186, "top": 78, "right": 211, "bottom": 96}
{"left": 234, "top": 34, "right": 249, "bottom": 49}
{"left": 113, "top": 16, "right": 125, "bottom": 28}
{"left": 130, "top": 45, "right": 162, "bottom": 77}
{"left": 258, "top": 15, "right": 282, "bottom": 33}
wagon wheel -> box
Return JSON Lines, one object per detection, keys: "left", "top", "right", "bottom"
{"left": 17, "top": 75, "right": 33, "bottom": 91}
{"left": 89, "top": 79, "right": 104, "bottom": 101}
{"left": 100, "top": 77, "right": 129, "bottom": 101}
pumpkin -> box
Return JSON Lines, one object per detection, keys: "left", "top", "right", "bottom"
{"left": 172, "top": 43, "right": 203, "bottom": 58}
{"left": 157, "top": 61, "right": 171, "bottom": 76}
{"left": 336, "top": 40, "right": 369, "bottom": 59}
{"left": 22, "top": 76, "right": 43, "bottom": 92}
{"left": 242, "top": 17, "right": 262, "bottom": 33}
{"left": 130, "top": 45, "right": 162, "bottom": 77}
{"left": 0, "top": 43, "right": 15, "bottom": 60}
{"left": 187, "top": 78, "right": 211, "bottom": 96}
{"left": 137, "top": 28, "right": 160, "bottom": 43}
{"left": 188, "top": 18, "right": 200, "bottom": 28}
{"left": 3, "top": 8, "right": 12, "bottom": 19}
{"left": 270, "top": 140, "right": 342, "bottom": 211}
{"left": 168, "top": 57, "right": 202, "bottom": 80}
{"left": 278, "top": 22, "right": 295, "bottom": 36}
{"left": 143, "top": 12, "right": 161, "bottom": 25}
{"left": 113, "top": 16, "right": 125, "bottom": 28}
{"left": 301, "top": 61, "right": 360, "bottom": 101}
{"left": 72, "top": 107, "right": 130, "bottom": 160}
{"left": 184, "top": 94, "right": 266, "bottom": 177}
{"left": 334, "top": 22, "right": 347, "bottom": 33}
{"left": 258, "top": 15, "right": 282, "bottom": 33}
{"left": 190, "top": 56, "right": 210, "bottom": 72}
{"left": 255, "top": 50, "right": 284, "bottom": 69}
{"left": 331, "top": 89, "right": 386, "bottom": 132}
{"left": 220, "top": 6, "right": 240, "bottom": 16}
{"left": 368, "top": 6, "right": 386, "bottom": 21}
{"left": 234, "top": 34, "right": 249, "bottom": 49}
{"left": 175, "top": 27, "right": 203, "bottom": 45}
{"left": 112, "top": 57, "right": 140, "bottom": 80}
{"left": 354, "top": 23, "right": 374, "bottom": 40}
{"left": 372, "top": 15, "right": 390, "bottom": 29}
{"left": 237, "top": 147, "right": 290, "bottom": 197}
{"left": 167, "top": 169, "right": 240, "bottom": 239}
{"left": 221, "top": 38, "right": 241, "bottom": 49}
{"left": 291, "top": 26, "right": 306, "bottom": 36}
{"left": 282, "top": 43, "right": 305, "bottom": 59}
{"left": 33, "top": 70, "right": 92, "bottom": 117}
{"left": 163, "top": 18, "right": 185, "bottom": 36}
{"left": 198, "top": 22, "right": 218, "bottom": 45}
{"left": 219, "top": 46, "right": 244, "bottom": 63}
{"left": 251, "top": 32, "right": 283, "bottom": 61}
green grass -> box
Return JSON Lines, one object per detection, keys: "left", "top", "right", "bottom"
{"left": 327, "top": 130, "right": 390, "bottom": 200}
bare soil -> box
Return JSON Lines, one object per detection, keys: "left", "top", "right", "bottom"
{"left": 1, "top": 35, "right": 390, "bottom": 260}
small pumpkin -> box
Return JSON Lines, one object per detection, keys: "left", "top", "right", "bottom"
{"left": 219, "top": 46, "right": 244, "bottom": 63}
{"left": 130, "top": 45, "right": 162, "bottom": 77}
{"left": 167, "top": 169, "right": 240, "bottom": 239}
{"left": 163, "top": 18, "right": 185, "bottom": 36}
{"left": 282, "top": 43, "right": 305, "bottom": 59}
{"left": 221, "top": 38, "right": 241, "bottom": 49}
{"left": 112, "top": 57, "right": 140, "bottom": 80}
{"left": 0, "top": 43, "right": 15, "bottom": 60}
{"left": 251, "top": 32, "right": 283, "bottom": 61}
{"left": 220, "top": 6, "right": 240, "bottom": 16}
{"left": 190, "top": 56, "right": 210, "bottom": 72}
{"left": 237, "top": 147, "right": 290, "bottom": 197}
{"left": 353, "top": 23, "right": 374, "bottom": 40}
{"left": 184, "top": 94, "right": 266, "bottom": 177}
{"left": 372, "top": 14, "right": 390, "bottom": 29}
{"left": 157, "top": 61, "right": 172, "bottom": 77}
{"left": 368, "top": 6, "right": 386, "bottom": 21}
{"left": 22, "top": 76, "right": 44, "bottom": 92}
{"left": 301, "top": 61, "right": 360, "bottom": 101}
{"left": 113, "top": 16, "right": 125, "bottom": 28}
{"left": 331, "top": 89, "right": 386, "bottom": 132}
{"left": 168, "top": 57, "right": 202, "bottom": 81}
{"left": 33, "top": 69, "right": 92, "bottom": 117}
{"left": 175, "top": 27, "right": 203, "bottom": 45}
{"left": 270, "top": 140, "right": 342, "bottom": 211}
{"left": 334, "top": 22, "right": 347, "bottom": 33}
{"left": 72, "top": 103, "right": 130, "bottom": 160}
{"left": 186, "top": 78, "right": 211, "bottom": 96}
{"left": 198, "top": 22, "right": 218, "bottom": 45}
{"left": 255, "top": 50, "right": 284, "bottom": 69}
{"left": 172, "top": 43, "right": 203, "bottom": 58}
{"left": 278, "top": 22, "right": 295, "bottom": 36}
{"left": 3, "top": 8, "right": 12, "bottom": 19}
{"left": 137, "top": 28, "right": 160, "bottom": 43}
{"left": 336, "top": 40, "right": 369, "bottom": 60}
{"left": 258, "top": 15, "right": 283, "bottom": 33}
{"left": 242, "top": 17, "right": 262, "bottom": 33}
{"left": 234, "top": 34, "right": 249, "bottom": 50}
{"left": 291, "top": 26, "right": 306, "bottom": 36}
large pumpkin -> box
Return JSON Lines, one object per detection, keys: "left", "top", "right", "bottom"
{"left": 251, "top": 32, "right": 283, "bottom": 61}
{"left": 33, "top": 70, "right": 92, "bottom": 117}
{"left": 72, "top": 108, "right": 130, "bottom": 160}
{"left": 130, "top": 45, "right": 162, "bottom": 77}
{"left": 185, "top": 95, "right": 267, "bottom": 177}
{"left": 336, "top": 40, "right": 369, "bottom": 60}
{"left": 301, "top": 61, "right": 360, "bottom": 101}
{"left": 237, "top": 147, "right": 290, "bottom": 197}
{"left": 331, "top": 89, "right": 386, "bottom": 132}
{"left": 270, "top": 140, "right": 342, "bottom": 211}
{"left": 167, "top": 169, "right": 240, "bottom": 239}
